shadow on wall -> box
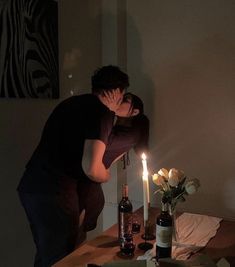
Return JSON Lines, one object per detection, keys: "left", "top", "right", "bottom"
{"left": 124, "top": 13, "right": 156, "bottom": 207}
{"left": 126, "top": 13, "right": 155, "bottom": 118}
{"left": 149, "top": 33, "right": 235, "bottom": 219}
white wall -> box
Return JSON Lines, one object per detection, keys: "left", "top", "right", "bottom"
{"left": 0, "top": 1, "right": 102, "bottom": 266}
{"left": 126, "top": 0, "right": 235, "bottom": 220}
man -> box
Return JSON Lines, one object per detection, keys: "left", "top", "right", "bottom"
{"left": 17, "top": 65, "right": 129, "bottom": 267}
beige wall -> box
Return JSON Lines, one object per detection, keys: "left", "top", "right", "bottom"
{"left": 0, "top": 1, "right": 102, "bottom": 266}
{"left": 126, "top": 0, "right": 235, "bottom": 220}
{"left": 101, "top": 0, "right": 235, "bottom": 230}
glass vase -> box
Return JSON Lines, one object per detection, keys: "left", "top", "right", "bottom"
{"left": 169, "top": 205, "right": 179, "bottom": 245}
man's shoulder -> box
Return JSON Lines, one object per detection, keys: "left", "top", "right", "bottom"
{"left": 51, "top": 94, "right": 113, "bottom": 121}
{"left": 55, "top": 94, "right": 100, "bottom": 110}
{"left": 62, "top": 94, "right": 95, "bottom": 103}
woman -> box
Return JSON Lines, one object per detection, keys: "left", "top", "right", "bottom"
{"left": 104, "top": 92, "right": 149, "bottom": 168}
{"left": 78, "top": 93, "right": 149, "bottom": 236}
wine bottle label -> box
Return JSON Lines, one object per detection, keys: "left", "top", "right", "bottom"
{"left": 156, "top": 224, "right": 173, "bottom": 248}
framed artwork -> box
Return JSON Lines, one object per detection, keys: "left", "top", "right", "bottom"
{"left": 0, "top": 0, "right": 59, "bottom": 98}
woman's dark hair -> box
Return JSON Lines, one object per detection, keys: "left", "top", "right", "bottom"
{"left": 92, "top": 65, "right": 129, "bottom": 94}
{"left": 123, "top": 92, "right": 144, "bottom": 115}
{"left": 128, "top": 93, "right": 148, "bottom": 154}
{"left": 133, "top": 114, "right": 149, "bottom": 155}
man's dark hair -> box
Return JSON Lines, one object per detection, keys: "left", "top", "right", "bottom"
{"left": 91, "top": 65, "right": 129, "bottom": 94}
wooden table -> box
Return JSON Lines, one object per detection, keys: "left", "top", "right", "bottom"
{"left": 53, "top": 207, "right": 235, "bottom": 267}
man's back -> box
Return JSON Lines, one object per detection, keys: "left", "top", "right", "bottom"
{"left": 17, "top": 94, "right": 114, "bottom": 193}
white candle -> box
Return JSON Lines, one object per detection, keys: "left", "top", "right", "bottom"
{"left": 146, "top": 174, "right": 150, "bottom": 205}
{"left": 142, "top": 153, "right": 149, "bottom": 222}
{"left": 142, "top": 153, "right": 150, "bottom": 204}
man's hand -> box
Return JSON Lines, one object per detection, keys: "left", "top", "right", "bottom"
{"left": 102, "top": 88, "right": 123, "bottom": 113}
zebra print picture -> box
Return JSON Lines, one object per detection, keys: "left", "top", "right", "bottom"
{"left": 0, "top": 0, "right": 59, "bottom": 98}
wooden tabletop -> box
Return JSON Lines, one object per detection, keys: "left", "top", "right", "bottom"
{"left": 53, "top": 207, "right": 235, "bottom": 267}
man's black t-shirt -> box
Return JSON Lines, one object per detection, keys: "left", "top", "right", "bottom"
{"left": 17, "top": 94, "right": 114, "bottom": 193}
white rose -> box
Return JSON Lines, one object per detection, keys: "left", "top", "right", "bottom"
{"left": 158, "top": 168, "right": 169, "bottom": 179}
{"left": 185, "top": 178, "right": 200, "bottom": 195}
{"left": 152, "top": 173, "right": 166, "bottom": 186}
{"left": 168, "top": 168, "right": 180, "bottom": 186}
{"left": 168, "top": 176, "right": 179, "bottom": 187}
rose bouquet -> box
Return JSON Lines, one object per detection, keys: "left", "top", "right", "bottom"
{"left": 152, "top": 168, "right": 200, "bottom": 214}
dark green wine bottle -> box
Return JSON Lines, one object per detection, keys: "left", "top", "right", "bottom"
{"left": 118, "top": 184, "right": 135, "bottom": 256}
{"left": 156, "top": 201, "right": 173, "bottom": 261}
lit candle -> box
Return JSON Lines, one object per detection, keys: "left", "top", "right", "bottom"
{"left": 142, "top": 153, "right": 150, "bottom": 204}
{"left": 142, "top": 153, "right": 149, "bottom": 223}
{"left": 146, "top": 174, "right": 150, "bottom": 205}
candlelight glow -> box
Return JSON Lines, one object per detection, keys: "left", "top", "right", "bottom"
{"left": 142, "top": 153, "right": 148, "bottom": 178}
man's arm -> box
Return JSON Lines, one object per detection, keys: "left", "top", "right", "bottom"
{"left": 82, "top": 139, "right": 110, "bottom": 183}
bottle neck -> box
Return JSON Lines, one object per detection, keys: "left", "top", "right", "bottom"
{"left": 122, "top": 184, "right": 128, "bottom": 199}
{"left": 161, "top": 202, "right": 169, "bottom": 212}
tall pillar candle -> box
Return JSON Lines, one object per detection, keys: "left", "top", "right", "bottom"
{"left": 141, "top": 153, "right": 149, "bottom": 222}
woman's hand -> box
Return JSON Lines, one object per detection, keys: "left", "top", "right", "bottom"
{"left": 82, "top": 139, "right": 111, "bottom": 183}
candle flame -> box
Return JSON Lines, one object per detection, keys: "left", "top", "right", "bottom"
{"left": 141, "top": 153, "right": 146, "bottom": 160}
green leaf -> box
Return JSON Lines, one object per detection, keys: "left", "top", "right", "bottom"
{"left": 178, "top": 176, "right": 187, "bottom": 187}
{"left": 178, "top": 196, "right": 186, "bottom": 202}
{"left": 154, "top": 189, "right": 164, "bottom": 195}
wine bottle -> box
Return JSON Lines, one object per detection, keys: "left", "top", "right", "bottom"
{"left": 156, "top": 201, "right": 173, "bottom": 261}
{"left": 118, "top": 184, "right": 135, "bottom": 256}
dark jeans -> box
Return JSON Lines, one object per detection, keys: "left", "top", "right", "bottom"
{"left": 18, "top": 192, "right": 80, "bottom": 267}
{"left": 77, "top": 180, "right": 105, "bottom": 232}
{"left": 18, "top": 178, "right": 105, "bottom": 267}
{"left": 18, "top": 177, "right": 80, "bottom": 267}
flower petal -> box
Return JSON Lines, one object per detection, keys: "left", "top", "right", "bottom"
{"left": 169, "top": 168, "right": 178, "bottom": 179}
{"left": 168, "top": 176, "right": 179, "bottom": 187}
{"left": 168, "top": 168, "right": 180, "bottom": 186}
{"left": 152, "top": 173, "right": 166, "bottom": 186}
{"left": 158, "top": 168, "right": 169, "bottom": 179}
